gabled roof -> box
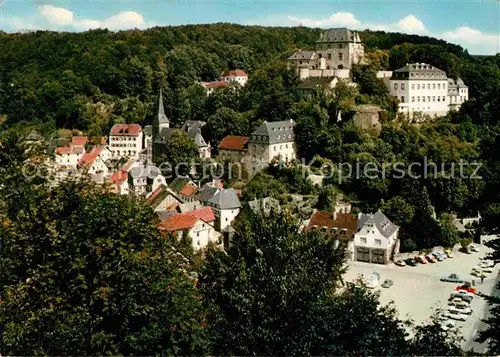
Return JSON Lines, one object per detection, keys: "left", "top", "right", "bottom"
{"left": 316, "top": 28, "right": 361, "bottom": 43}
{"left": 306, "top": 211, "right": 357, "bottom": 240}
{"left": 288, "top": 50, "right": 315, "bottom": 60}
{"left": 189, "top": 207, "right": 216, "bottom": 222}
{"left": 155, "top": 128, "right": 176, "bottom": 143}
{"left": 110, "top": 170, "right": 128, "bottom": 186}
{"left": 393, "top": 63, "right": 446, "bottom": 74}
{"left": 196, "top": 186, "right": 219, "bottom": 203}
{"left": 218, "top": 136, "right": 249, "bottom": 151}
{"left": 201, "top": 81, "right": 228, "bottom": 89}
{"left": 207, "top": 188, "right": 241, "bottom": 209}
{"left": 78, "top": 146, "right": 104, "bottom": 166}
{"left": 169, "top": 176, "right": 193, "bottom": 193}
{"left": 357, "top": 210, "right": 399, "bottom": 238}
{"left": 298, "top": 77, "right": 336, "bottom": 90}
{"left": 24, "top": 130, "right": 43, "bottom": 141}
{"left": 194, "top": 130, "right": 208, "bottom": 148}
{"left": 56, "top": 146, "right": 73, "bottom": 155}
{"left": 248, "top": 120, "right": 295, "bottom": 144}
{"left": 146, "top": 185, "right": 175, "bottom": 210}
{"left": 221, "top": 69, "right": 248, "bottom": 77}
{"left": 71, "top": 136, "right": 88, "bottom": 147}
{"left": 178, "top": 200, "right": 203, "bottom": 213}
{"left": 110, "top": 124, "right": 142, "bottom": 136}
{"left": 180, "top": 184, "right": 198, "bottom": 197}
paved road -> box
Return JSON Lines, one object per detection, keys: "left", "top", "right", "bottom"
{"left": 344, "top": 239, "right": 499, "bottom": 352}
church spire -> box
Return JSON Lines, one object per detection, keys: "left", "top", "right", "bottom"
{"left": 158, "top": 89, "right": 169, "bottom": 127}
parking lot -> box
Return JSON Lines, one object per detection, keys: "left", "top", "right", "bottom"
{"left": 344, "top": 238, "right": 498, "bottom": 352}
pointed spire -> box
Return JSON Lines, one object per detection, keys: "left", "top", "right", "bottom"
{"left": 158, "top": 89, "right": 169, "bottom": 125}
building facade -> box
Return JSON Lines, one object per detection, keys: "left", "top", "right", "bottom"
{"left": 353, "top": 210, "right": 399, "bottom": 264}
{"left": 379, "top": 63, "right": 469, "bottom": 120}
{"left": 246, "top": 119, "right": 296, "bottom": 173}
{"left": 109, "top": 124, "right": 143, "bottom": 160}
{"left": 221, "top": 69, "right": 248, "bottom": 86}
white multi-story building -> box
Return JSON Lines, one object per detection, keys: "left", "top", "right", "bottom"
{"left": 288, "top": 28, "right": 364, "bottom": 74}
{"left": 379, "top": 63, "right": 468, "bottom": 120}
{"left": 246, "top": 119, "right": 296, "bottom": 173}
{"left": 108, "top": 124, "right": 143, "bottom": 160}
{"left": 221, "top": 69, "right": 248, "bottom": 86}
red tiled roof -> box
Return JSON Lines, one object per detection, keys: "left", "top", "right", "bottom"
{"left": 111, "top": 170, "right": 128, "bottom": 186}
{"left": 110, "top": 124, "right": 142, "bottom": 136}
{"left": 202, "top": 81, "right": 229, "bottom": 89}
{"left": 188, "top": 207, "right": 215, "bottom": 222}
{"left": 222, "top": 69, "right": 248, "bottom": 77}
{"left": 218, "top": 136, "right": 249, "bottom": 151}
{"left": 147, "top": 185, "right": 165, "bottom": 204}
{"left": 56, "top": 146, "right": 73, "bottom": 155}
{"left": 180, "top": 184, "right": 198, "bottom": 197}
{"left": 159, "top": 214, "right": 198, "bottom": 232}
{"left": 306, "top": 211, "right": 357, "bottom": 240}
{"left": 79, "top": 146, "right": 103, "bottom": 166}
{"left": 71, "top": 136, "right": 88, "bottom": 146}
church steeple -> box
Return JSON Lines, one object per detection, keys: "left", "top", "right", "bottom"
{"left": 157, "top": 89, "right": 169, "bottom": 129}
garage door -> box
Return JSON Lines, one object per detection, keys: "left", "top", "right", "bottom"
{"left": 356, "top": 247, "right": 370, "bottom": 262}
{"left": 371, "top": 249, "right": 386, "bottom": 264}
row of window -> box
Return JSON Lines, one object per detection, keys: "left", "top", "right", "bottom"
{"left": 394, "top": 82, "right": 448, "bottom": 91}
{"left": 110, "top": 136, "right": 137, "bottom": 141}
{"left": 111, "top": 143, "right": 139, "bottom": 148}
{"left": 359, "top": 237, "right": 382, "bottom": 245}
{"left": 325, "top": 53, "right": 343, "bottom": 61}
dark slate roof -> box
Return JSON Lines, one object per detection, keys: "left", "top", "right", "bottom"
{"left": 155, "top": 128, "right": 176, "bottom": 144}
{"left": 196, "top": 186, "right": 219, "bottom": 203}
{"left": 288, "top": 50, "right": 315, "bottom": 60}
{"left": 208, "top": 188, "right": 241, "bottom": 209}
{"left": 248, "top": 120, "right": 295, "bottom": 145}
{"left": 169, "top": 176, "right": 193, "bottom": 193}
{"left": 357, "top": 210, "right": 399, "bottom": 238}
{"left": 158, "top": 90, "right": 169, "bottom": 125}
{"left": 143, "top": 125, "right": 153, "bottom": 136}
{"left": 194, "top": 130, "right": 208, "bottom": 147}
{"left": 316, "top": 28, "right": 361, "bottom": 43}
{"left": 183, "top": 120, "right": 205, "bottom": 135}
{"left": 297, "top": 77, "right": 336, "bottom": 90}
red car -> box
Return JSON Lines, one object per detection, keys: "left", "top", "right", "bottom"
{"left": 456, "top": 285, "right": 477, "bottom": 294}
{"left": 415, "top": 255, "right": 428, "bottom": 264}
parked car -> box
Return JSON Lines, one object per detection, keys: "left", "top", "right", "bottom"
{"left": 449, "top": 297, "right": 470, "bottom": 307}
{"left": 456, "top": 285, "right": 477, "bottom": 295}
{"left": 364, "top": 273, "right": 380, "bottom": 289}
{"left": 440, "top": 319, "right": 456, "bottom": 331}
{"left": 382, "top": 279, "right": 394, "bottom": 288}
{"left": 469, "top": 245, "right": 480, "bottom": 252}
{"left": 440, "top": 274, "right": 464, "bottom": 283}
{"left": 425, "top": 254, "right": 437, "bottom": 263}
{"left": 444, "top": 310, "right": 467, "bottom": 321}
{"left": 479, "top": 260, "right": 495, "bottom": 268}
{"left": 444, "top": 249, "right": 454, "bottom": 258}
{"left": 458, "top": 247, "right": 471, "bottom": 254}
{"left": 432, "top": 252, "right": 445, "bottom": 261}
{"left": 471, "top": 269, "right": 488, "bottom": 278}
{"left": 453, "top": 304, "right": 473, "bottom": 315}
{"left": 449, "top": 292, "right": 473, "bottom": 303}
{"left": 394, "top": 260, "right": 406, "bottom": 267}
{"left": 481, "top": 266, "right": 494, "bottom": 273}
{"left": 416, "top": 255, "right": 428, "bottom": 264}
{"left": 405, "top": 258, "right": 418, "bottom": 266}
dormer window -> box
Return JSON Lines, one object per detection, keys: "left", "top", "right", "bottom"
{"left": 321, "top": 226, "right": 327, "bottom": 233}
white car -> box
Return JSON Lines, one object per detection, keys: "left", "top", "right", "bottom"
{"left": 363, "top": 273, "right": 380, "bottom": 289}
{"left": 469, "top": 245, "right": 480, "bottom": 252}
{"left": 449, "top": 298, "right": 470, "bottom": 307}
{"left": 448, "top": 304, "right": 473, "bottom": 315}
{"left": 480, "top": 260, "right": 495, "bottom": 268}
{"left": 482, "top": 266, "right": 494, "bottom": 273}
{"left": 444, "top": 310, "right": 467, "bottom": 321}
{"left": 440, "top": 319, "right": 456, "bottom": 331}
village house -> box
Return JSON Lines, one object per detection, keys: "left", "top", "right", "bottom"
{"left": 128, "top": 165, "right": 166, "bottom": 196}
{"left": 220, "top": 69, "right": 248, "bottom": 86}
{"left": 158, "top": 207, "right": 219, "bottom": 250}
{"left": 205, "top": 188, "right": 241, "bottom": 231}
{"left": 200, "top": 81, "right": 228, "bottom": 95}
{"left": 306, "top": 210, "right": 358, "bottom": 260}
{"left": 146, "top": 184, "right": 183, "bottom": 213}
{"left": 288, "top": 28, "right": 365, "bottom": 75}
{"left": 377, "top": 63, "right": 469, "bottom": 121}
{"left": 353, "top": 210, "right": 399, "bottom": 264}
{"left": 109, "top": 170, "right": 129, "bottom": 195}
{"left": 78, "top": 146, "right": 112, "bottom": 178}
{"left": 108, "top": 123, "right": 143, "bottom": 160}
{"left": 218, "top": 135, "right": 249, "bottom": 162}
{"left": 55, "top": 145, "right": 85, "bottom": 168}
{"left": 297, "top": 76, "right": 339, "bottom": 99}
{"left": 246, "top": 119, "right": 296, "bottom": 173}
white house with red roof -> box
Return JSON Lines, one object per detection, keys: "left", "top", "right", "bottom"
{"left": 108, "top": 124, "right": 143, "bottom": 160}
{"left": 200, "top": 81, "right": 228, "bottom": 95}
{"left": 221, "top": 69, "right": 248, "bottom": 86}
{"left": 78, "top": 146, "right": 111, "bottom": 178}
{"left": 158, "top": 207, "right": 219, "bottom": 250}
{"left": 55, "top": 145, "right": 85, "bottom": 168}
{"left": 109, "top": 170, "right": 129, "bottom": 195}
